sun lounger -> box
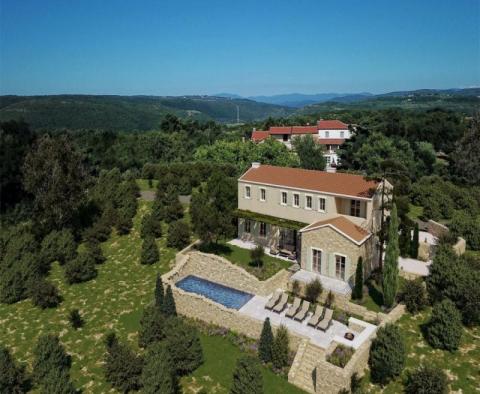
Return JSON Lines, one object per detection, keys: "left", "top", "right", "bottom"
{"left": 285, "top": 297, "right": 302, "bottom": 318}
{"left": 307, "top": 305, "right": 324, "bottom": 327}
{"left": 316, "top": 308, "right": 333, "bottom": 331}
{"left": 273, "top": 293, "right": 288, "bottom": 313}
{"left": 294, "top": 301, "right": 310, "bottom": 321}
{"left": 265, "top": 290, "right": 282, "bottom": 310}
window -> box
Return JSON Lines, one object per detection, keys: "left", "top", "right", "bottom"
{"left": 350, "top": 200, "right": 361, "bottom": 217}
{"left": 335, "top": 255, "right": 346, "bottom": 280}
{"left": 281, "top": 191, "right": 287, "bottom": 205}
{"left": 312, "top": 249, "right": 322, "bottom": 273}
{"left": 245, "top": 185, "right": 251, "bottom": 199}
{"left": 259, "top": 222, "right": 267, "bottom": 237}
{"left": 305, "top": 195, "right": 312, "bottom": 210}
{"left": 325, "top": 131, "right": 330, "bottom": 138}
{"left": 340, "top": 131, "right": 345, "bottom": 138}
{"left": 244, "top": 220, "right": 251, "bottom": 233}
{"left": 318, "top": 197, "right": 326, "bottom": 212}
{"left": 260, "top": 188, "right": 266, "bottom": 202}
{"left": 326, "top": 156, "right": 331, "bottom": 165}
{"left": 293, "top": 193, "right": 300, "bottom": 208}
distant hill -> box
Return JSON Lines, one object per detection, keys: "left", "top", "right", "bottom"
{"left": 248, "top": 92, "right": 373, "bottom": 107}
{"left": 296, "top": 88, "right": 480, "bottom": 115}
{"left": 0, "top": 95, "right": 294, "bottom": 131}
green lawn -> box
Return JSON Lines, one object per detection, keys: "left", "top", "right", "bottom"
{"left": 0, "top": 201, "right": 301, "bottom": 393}
{"left": 136, "top": 178, "right": 159, "bottom": 191}
{"left": 199, "top": 241, "right": 292, "bottom": 280}
{"left": 364, "top": 309, "right": 480, "bottom": 393}
{"left": 407, "top": 204, "right": 424, "bottom": 222}
{"left": 182, "top": 334, "right": 305, "bottom": 393}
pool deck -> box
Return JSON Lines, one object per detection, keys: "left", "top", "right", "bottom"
{"left": 238, "top": 294, "right": 376, "bottom": 350}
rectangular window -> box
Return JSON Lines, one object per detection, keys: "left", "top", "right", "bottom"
{"left": 325, "top": 131, "right": 330, "bottom": 138}
{"left": 293, "top": 193, "right": 300, "bottom": 208}
{"left": 306, "top": 195, "right": 312, "bottom": 210}
{"left": 260, "top": 188, "right": 266, "bottom": 202}
{"left": 319, "top": 198, "right": 326, "bottom": 212}
{"left": 312, "top": 249, "right": 322, "bottom": 273}
{"left": 244, "top": 220, "right": 251, "bottom": 233}
{"left": 340, "top": 131, "right": 345, "bottom": 138}
{"left": 335, "top": 255, "right": 346, "bottom": 280}
{"left": 350, "top": 200, "right": 361, "bottom": 217}
{"left": 281, "top": 191, "right": 287, "bottom": 205}
{"left": 245, "top": 185, "right": 251, "bottom": 199}
{"left": 259, "top": 222, "right": 267, "bottom": 237}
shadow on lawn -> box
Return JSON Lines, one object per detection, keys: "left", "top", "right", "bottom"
{"left": 366, "top": 279, "right": 384, "bottom": 309}
{"left": 198, "top": 242, "right": 233, "bottom": 256}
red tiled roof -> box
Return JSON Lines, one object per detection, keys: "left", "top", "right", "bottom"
{"left": 300, "top": 216, "right": 371, "bottom": 245}
{"left": 269, "top": 126, "right": 292, "bottom": 134}
{"left": 317, "top": 138, "right": 346, "bottom": 145}
{"left": 239, "top": 165, "right": 378, "bottom": 199}
{"left": 317, "top": 120, "right": 349, "bottom": 130}
{"left": 292, "top": 126, "right": 318, "bottom": 134}
{"left": 251, "top": 131, "right": 270, "bottom": 142}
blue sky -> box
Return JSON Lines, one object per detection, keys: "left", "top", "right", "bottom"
{"left": 0, "top": 0, "right": 479, "bottom": 96}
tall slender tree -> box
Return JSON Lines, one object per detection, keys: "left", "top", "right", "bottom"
{"left": 258, "top": 317, "right": 274, "bottom": 363}
{"left": 352, "top": 257, "right": 364, "bottom": 300}
{"left": 383, "top": 204, "right": 400, "bottom": 308}
{"left": 410, "top": 223, "right": 419, "bottom": 258}
{"left": 272, "top": 325, "right": 289, "bottom": 370}
{"left": 154, "top": 274, "right": 164, "bottom": 309}
{"left": 141, "top": 342, "right": 178, "bottom": 394}
{"left": 161, "top": 285, "right": 177, "bottom": 317}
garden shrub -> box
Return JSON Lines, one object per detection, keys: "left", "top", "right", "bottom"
{"left": 40, "top": 369, "right": 77, "bottom": 394}
{"left": 32, "top": 335, "right": 71, "bottom": 384}
{"left": 141, "top": 341, "right": 178, "bottom": 394}
{"left": 305, "top": 278, "right": 323, "bottom": 303}
{"left": 30, "top": 279, "right": 62, "bottom": 309}
{"left": 141, "top": 236, "right": 159, "bottom": 265}
{"left": 404, "top": 365, "right": 448, "bottom": 394}
{"left": 368, "top": 324, "right": 406, "bottom": 384}
{"left": 167, "top": 220, "right": 191, "bottom": 249}
{"left": 250, "top": 244, "right": 264, "bottom": 268}
{"left": 0, "top": 346, "right": 30, "bottom": 393}
{"left": 69, "top": 309, "right": 83, "bottom": 329}
{"left": 425, "top": 299, "right": 463, "bottom": 351}
{"left": 326, "top": 344, "right": 354, "bottom": 368}
{"left": 64, "top": 253, "right": 97, "bottom": 284}
{"left": 401, "top": 279, "right": 427, "bottom": 314}
{"left": 231, "top": 356, "right": 263, "bottom": 394}
{"left": 40, "top": 229, "right": 77, "bottom": 266}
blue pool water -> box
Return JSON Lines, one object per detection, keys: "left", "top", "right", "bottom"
{"left": 176, "top": 275, "right": 254, "bottom": 310}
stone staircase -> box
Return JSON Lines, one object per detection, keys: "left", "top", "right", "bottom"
{"left": 288, "top": 340, "right": 326, "bottom": 393}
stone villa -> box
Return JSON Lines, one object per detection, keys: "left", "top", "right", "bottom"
{"left": 237, "top": 163, "right": 391, "bottom": 295}
{"left": 251, "top": 119, "right": 352, "bottom": 170}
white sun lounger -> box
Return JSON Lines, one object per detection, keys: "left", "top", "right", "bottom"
{"left": 316, "top": 308, "right": 334, "bottom": 331}
{"left": 285, "top": 297, "right": 302, "bottom": 318}
{"left": 294, "top": 301, "right": 310, "bottom": 321}
{"left": 265, "top": 290, "right": 282, "bottom": 310}
{"left": 273, "top": 293, "right": 288, "bottom": 313}
{"left": 307, "top": 305, "right": 324, "bottom": 327}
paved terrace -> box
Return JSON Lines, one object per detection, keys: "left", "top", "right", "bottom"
{"left": 238, "top": 294, "right": 376, "bottom": 350}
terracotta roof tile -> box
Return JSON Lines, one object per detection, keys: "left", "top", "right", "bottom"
{"left": 269, "top": 126, "right": 292, "bottom": 134}
{"left": 317, "top": 138, "right": 346, "bottom": 145}
{"left": 317, "top": 120, "right": 349, "bottom": 130}
{"left": 251, "top": 131, "right": 270, "bottom": 142}
{"left": 292, "top": 126, "right": 317, "bottom": 134}
{"left": 300, "top": 216, "right": 371, "bottom": 244}
{"left": 239, "top": 165, "right": 377, "bottom": 199}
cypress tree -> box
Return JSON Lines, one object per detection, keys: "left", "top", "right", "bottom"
{"left": 141, "top": 342, "right": 178, "bottom": 394}
{"left": 0, "top": 346, "right": 30, "bottom": 393}
{"left": 399, "top": 224, "right": 411, "bottom": 258}
{"left": 141, "top": 236, "right": 159, "bottom": 265}
{"left": 383, "top": 204, "right": 399, "bottom": 308}
{"left": 410, "top": 223, "right": 419, "bottom": 258}
{"left": 154, "top": 274, "right": 164, "bottom": 309}
{"left": 272, "top": 325, "right": 289, "bottom": 370}
{"left": 161, "top": 285, "right": 177, "bottom": 317}
{"left": 230, "top": 356, "right": 263, "bottom": 394}
{"left": 258, "top": 317, "right": 274, "bottom": 363}
{"left": 138, "top": 305, "right": 166, "bottom": 348}
{"left": 32, "top": 335, "right": 71, "bottom": 384}
{"left": 352, "top": 257, "right": 364, "bottom": 300}
{"left": 40, "top": 369, "right": 77, "bottom": 394}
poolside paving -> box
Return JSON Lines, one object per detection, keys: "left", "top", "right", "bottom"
{"left": 239, "top": 294, "right": 368, "bottom": 349}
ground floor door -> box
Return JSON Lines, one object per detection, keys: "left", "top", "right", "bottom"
{"left": 279, "top": 228, "right": 296, "bottom": 252}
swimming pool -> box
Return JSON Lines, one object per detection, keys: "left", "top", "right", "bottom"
{"left": 175, "top": 275, "right": 254, "bottom": 310}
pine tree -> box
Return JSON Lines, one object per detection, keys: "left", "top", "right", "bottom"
{"left": 352, "top": 257, "right": 364, "bottom": 300}
{"left": 425, "top": 299, "right": 463, "bottom": 351}
{"left": 164, "top": 186, "right": 184, "bottom": 223}
{"left": 383, "top": 204, "right": 399, "bottom": 308}
{"left": 230, "top": 356, "right": 263, "bottom": 394}
{"left": 104, "top": 333, "right": 143, "bottom": 392}
{"left": 154, "top": 274, "right": 164, "bottom": 309}
{"left": 64, "top": 253, "right": 97, "bottom": 284}
{"left": 141, "top": 341, "right": 178, "bottom": 394}
{"left": 85, "top": 240, "right": 106, "bottom": 264}
{"left": 410, "top": 223, "right": 419, "bottom": 258}
{"left": 161, "top": 285, "right": 177, "bottom": 317}
{"left": 258, "top": 317, "right": 274, "bottom": 363}
{"left": 141, "top": 236, "right": 159, "bottom": 265}
{"left": 0, "top": 346, "right": 30, "bottom": 393}
{"left": 167, "top": 220, "right": 191, "bottom": 249}
{"left": 272, "top": 325, "right": 289, "bottom": 370}
{"left": 138, "top": 305, "right": 166, "bottom": 348}
{"left": 40, "top": 369, "right": 77, "bottom": 394}
{"left": 32, "top": 335, "right": 71, "bottom": 384}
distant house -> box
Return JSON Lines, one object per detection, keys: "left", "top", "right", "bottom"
{"left": 251, "top": 119, "right": 351, "bottom": 170}
{"left": 237, "top": 163, "right": 391, "bottom": 295}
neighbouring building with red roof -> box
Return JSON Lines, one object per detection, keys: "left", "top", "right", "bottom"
{"left": 251, "top": 119, "right": 352, "bottom": 171}
{"left": 236, "top": 163, "right": 392, "bottom": 296}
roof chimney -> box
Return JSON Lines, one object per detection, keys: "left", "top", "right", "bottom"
{"left": 251, "top": 162, "right": 261, "bottom": 169}
{"left": 253, "top": 127, "right": 256, "bottom": 132}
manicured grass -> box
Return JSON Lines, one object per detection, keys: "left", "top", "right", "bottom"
{"left": 363, "top": 309, "right": 479, "bottom": 393}
{"left": 352, "top": 279, "right": 383, "bottom": 313}
{"left": 407, "top": 204, "right": 424, "bottom": 222}
{"left": 199, "top": 241, "right": 292, "bottom": 280}
{"left": 181, "top": 333, "right": 305, "bottom": 394}
{"left": 136, "top": 178, "right": 159, "bottom": 191}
